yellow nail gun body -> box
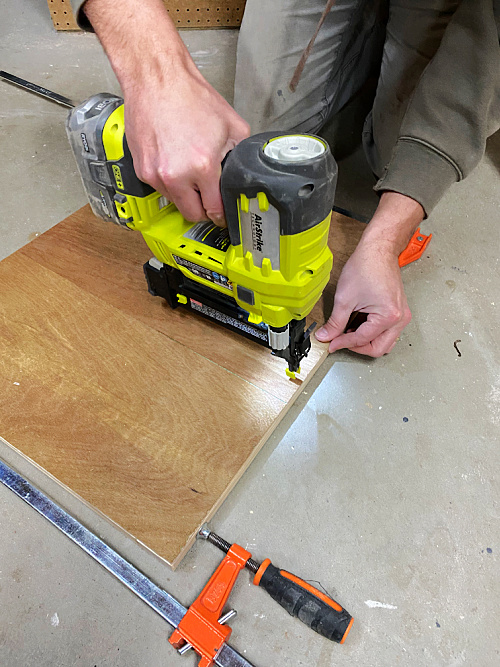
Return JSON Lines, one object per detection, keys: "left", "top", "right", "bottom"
{"left": 66, "top": 94, "right": 337, "bottom": 375}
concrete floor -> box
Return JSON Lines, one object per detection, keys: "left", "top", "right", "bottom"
{"left": 1, "top": 2, "right": 499, "bottom": 666}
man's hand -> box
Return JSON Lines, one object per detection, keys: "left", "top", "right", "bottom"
{"left": 85, "top": 0, "right": 249, "bottom": 226}
{"left": 123, "top": 69, "right": 249, "bottom": 226}
{"left": 316, "top": 192, "right": 425, "bottom": 357}
{"left": 316, "top": 241, "right": 411, "bottom": 356}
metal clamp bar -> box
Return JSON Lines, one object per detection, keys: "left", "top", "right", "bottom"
{"left": 0, "top": 70, "right": 76, "bottom": 109}
{"left": 0, "top": 459, "right": 254, "bottom": 667}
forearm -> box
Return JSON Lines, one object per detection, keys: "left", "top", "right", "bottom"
{"left": 375, "top": 0, "right": 500, "bottom": 216}
{"left": 359, "top": 192, "right": 424, "bottom": 257}
{"left": 83, "top": 0, "right": 198, "bottom": 92}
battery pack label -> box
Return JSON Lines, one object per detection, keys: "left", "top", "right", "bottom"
{"left": 173, "top": 255, "right": 233, "bottom": 291}
{"left": 190, "top": 300, "right": 268, "bottom": 341}
{"left": 183, "top": 221, "right": 230, "bottom": 251}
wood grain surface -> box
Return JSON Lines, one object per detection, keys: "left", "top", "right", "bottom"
{"left": 0, "top": 205, "right": 364, "bottom": 567}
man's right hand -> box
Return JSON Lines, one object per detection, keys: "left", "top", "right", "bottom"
{"left": 84, "top": 0, "right": 249, "bottom": 226}
{"left": 123, "top": 67, "right": 249, "bottom": 226}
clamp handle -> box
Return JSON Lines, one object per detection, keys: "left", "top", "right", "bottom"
{"left": 253, "top": 560, "right": 353, "bottom": 643}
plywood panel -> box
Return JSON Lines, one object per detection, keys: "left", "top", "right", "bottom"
{"left": 21, "top": 207, "right": 322, "bottom": 402}
{"left": 0, "top": 206, "right": 365, "bottom": 567}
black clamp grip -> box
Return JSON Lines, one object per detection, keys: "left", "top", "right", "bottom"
{"left": 257, "top": 563, "right": 353, "bottom": 643}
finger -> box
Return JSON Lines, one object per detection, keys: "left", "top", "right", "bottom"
{"left": 327, "top": 315, "right": 390, "bottom": 353}
{"left": 230, "top": 118, "right": 251, "bottom": 145}
{"left": 347, "top": 325, "right": 403, "bottom": 358}
{"left": 386, "top": 339, "right": 398, "bottom": 354}
{"left": 197, "top": 122, "right": 250, "bottom": 226}
{"left": 133, "top": 159, "right": 207, "bottom": 223}
{"left": 347, "top": 310, "right": 410, "bottom": 357}
{"left": 196, "top": 165, "right": 226, "bottom": 227}
{"left": 163, "top": 182, "right": 207, "bottom": 222}
{"left": 315, "top": 297, "right": 354, "bottom": 343}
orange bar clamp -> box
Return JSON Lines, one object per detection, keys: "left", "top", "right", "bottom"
{"left": 169, "top": 543, "right": 252, "bottom": 667}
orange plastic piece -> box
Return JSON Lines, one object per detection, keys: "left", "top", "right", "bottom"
{"left": 169, "top": 543, "right": 251, "bottom": 667}
{"left": 340, "top": 617, "right": 354, "bottom": 644}
{"left": 253, "top": 558, "right": 271, "bottom": 587}
{"left": 398, "top": 228, "right": 432, "bottom": 268}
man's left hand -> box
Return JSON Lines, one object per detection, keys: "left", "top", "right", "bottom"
{"left": 315, "top": 240, "right": 411, "bottom": 357}
{"left": 315, "top": 191, "right": 424, "bottom": 357}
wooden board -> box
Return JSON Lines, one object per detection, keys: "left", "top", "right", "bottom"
{"left": 47, "top": 1, "right": 247, "bottom": 31}
{"left": 0, "top": 206, "right": 364, "bottom": 567}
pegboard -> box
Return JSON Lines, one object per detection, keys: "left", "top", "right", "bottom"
{"left": 47, "top": 1, "right": 246, "bottom": 31}
{"left": 164, "top": 1, "right": 246, "bottom": 27}
{"left": 47, "top": 0, "right": 79, "bottom": 31}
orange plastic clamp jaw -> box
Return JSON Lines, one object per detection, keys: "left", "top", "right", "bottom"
{"left": 169, "top": 543, "right": 252, "bottom": 667}
{"left": 398, "top": 228, "right": 432, "bottom": 268}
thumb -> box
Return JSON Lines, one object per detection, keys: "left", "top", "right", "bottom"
{"left": 315, "top": 298, "right": 353, "bottom": 343}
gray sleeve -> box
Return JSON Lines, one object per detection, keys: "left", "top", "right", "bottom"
{"left": 70, "top": 0, "right": 94, "bottom": 31}
{"left": 374, "top": 0, "right": 500, "bottom": 216}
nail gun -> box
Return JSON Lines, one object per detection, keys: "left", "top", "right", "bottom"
{"left": 1, "top": 72, "right": 337, "bottom": 377}
{"left": 66, "top": 94, "right": 337, "bottom": 377}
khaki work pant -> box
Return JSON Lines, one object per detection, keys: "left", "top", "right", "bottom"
{"left": 234, "top": 0, "right": 459, "bottom": 177}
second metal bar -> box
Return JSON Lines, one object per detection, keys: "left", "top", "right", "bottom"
{"left": 0, "top": 70, "right": 76, "bottom": 108}
{"left": 0, "top": 459, "right": 254, "bottom": 667}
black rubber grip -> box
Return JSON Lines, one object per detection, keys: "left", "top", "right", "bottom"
{"left": 258, "top": 564, "right": 352, "bottom": 643}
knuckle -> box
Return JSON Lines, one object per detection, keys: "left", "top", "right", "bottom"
{"left": 157, "top": 164, "right": 177, "bottom": 188}
{"left": 355, "top": 335, "right": 372, "bottom": 349}
{"left": 194, "top": 154, "right": 213, "bottom": 176}
{"left": 239, "top": 120, "right": 251, "bottom": 137}
{"left": 180, "top": 206, "right": 204, "bottom": 223}
{"left": 333, "top": 293, "right": 349, "bottom": 310}
{"left": 361, "top": 340, "right": 384, "bottom": 358}
{"left": 387, "top": 307, "right": 402, "bottom": 323}
{"left": 326, "top": 315, "right": 344, "bottom": 331}
{"left": 136, "top": 163, "right": 155, "bottom": 185}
